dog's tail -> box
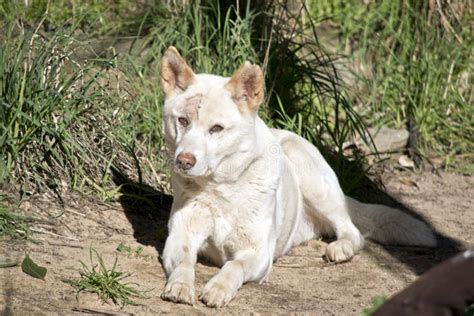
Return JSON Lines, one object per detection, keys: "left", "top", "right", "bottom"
{"left": 346, "top": 196, "right": 437, "bottom": 247}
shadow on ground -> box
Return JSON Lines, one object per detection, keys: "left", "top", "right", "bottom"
{"left": 349, "top": 171, "right": 465, "bottom": 275}
{"left": 112, "top": 168, "right": 172, "bottom": 256}
{"left": 113, "top": 166, "right": 465, "bottom": 277}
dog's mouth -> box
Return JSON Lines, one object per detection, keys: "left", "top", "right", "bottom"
{"left": 173, "top": 163, "right": 210, "bottom": 178}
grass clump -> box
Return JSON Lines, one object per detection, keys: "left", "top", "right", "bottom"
{"left": 362, "top": 296, "right": 386, "bottom": 316}
{"left": 68, "top": 248, "right": 147, "bottom": 306}
{"left": 311, "top": 0, "right": 473, "bottom": 163}
{"left": 0, "top": 0, "right": 166, "bottom": 37}
{"left": 0, "top": 204, "right": 32, "bottom": 240}
{"left": 0, "top": 22, "right": 119, "bottom": 194}
{"left": 465, "top": 304, "right": 474, "bottom": 316}
{"left": 116, "top": 243, "right": 152, "bottom": 261}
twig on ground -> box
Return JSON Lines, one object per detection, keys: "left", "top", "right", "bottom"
{"left": 72, "top": 307, "right": 133, "bottom": 315}
{"left": 30, "top": 228, "right": 79, "bottom": 241}
{"left": 65, "top": 208, "right": 86, "bottom": 217}
{"left": 46, "top": 241, "right": 84, "bottom": 249}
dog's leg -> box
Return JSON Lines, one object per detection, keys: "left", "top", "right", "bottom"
{"left": 161, "top": 204, "right": 211, "bottom": 305}
{"left": 312, "top": 188, "right": 365, "bottom": 263}
{"left": 200, "top": 248, "right": 272, "bottom": 307}
{"left": 301, "top": 170, "right": 364, "bottom": 262}
{"left": 278, "top": 133, "right": 364, "bottom": 262}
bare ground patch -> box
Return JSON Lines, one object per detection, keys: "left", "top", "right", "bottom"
{"left": 1, "top": 170, "right": 473, "bottom": 315}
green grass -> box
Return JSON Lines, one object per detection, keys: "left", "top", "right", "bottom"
{"left": 362, "top": 296, "right": 386, "bottom": 316}
{"left": 0, "top": 204, "right": 32, "bottom": 240}
{"left": 311, "top": 0, "right": 473, "bottom": 163}
{"left": 0, "top": 22, "right": 117, "bottom": 195}
{"left": 1, "top": 1, "right": 375, "bottom": 198}
{"left": 465, "top": 304, "right": 474, "bottom": 316}
{"left": 362, "top": 297, "right": 474, "bottom": 316}
{"left": 116, "top": 243, "right": 152, "bottom": 261}
{"left": 0, "top": 0, "right": 166, "bottom": 37}
{"left": 68, "top": 248, "right": 147, "bottom": 306}
{"left": 3, "top": 1, "right": 471, "bottom": 202}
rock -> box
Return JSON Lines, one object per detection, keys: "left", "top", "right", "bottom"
{"left": 374, "top": 250, "right": 474, "bottom": 316}
{"left": 354, "top": 127, "right": 409, "bottom": 154}
{"left": 398, "top": 155, "right": 415, "bottom": 169}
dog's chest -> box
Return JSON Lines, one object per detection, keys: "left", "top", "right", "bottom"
{"left": 196, "top": 184, "right": 270, "bottom": 264}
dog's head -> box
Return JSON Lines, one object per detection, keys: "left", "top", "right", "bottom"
{"left": 160, "top": 47, "right": 265, "bottom": 179}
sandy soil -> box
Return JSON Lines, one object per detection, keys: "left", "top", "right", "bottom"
{"left": 1, "top": 170, "right": 473, "bottom": 315}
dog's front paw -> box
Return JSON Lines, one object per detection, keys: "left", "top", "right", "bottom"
{"left": 161, "top": 281, "right": 195, "bottom": 305}
{"left": 325, "top": 239, "right": 355, "bottom": 263}
{"left": 199, "top": 280, "right": 236, "bottom": 308}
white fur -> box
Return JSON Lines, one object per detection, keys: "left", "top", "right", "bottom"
{"left": 160, "top": 71, "right": 437, "bottom": 308}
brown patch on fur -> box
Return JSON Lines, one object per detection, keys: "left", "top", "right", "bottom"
{"left": 184, "top": 94, "right": 203, "bottom": 120}
{"left": 225, "top": 61, "right": 264, "bottom": 112}
{"left": 160, "top": 47, "right": 195, "bottom": 97}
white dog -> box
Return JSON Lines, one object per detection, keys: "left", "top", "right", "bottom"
{"left": 159, "top": 47, "right": 436, "bottom": 307}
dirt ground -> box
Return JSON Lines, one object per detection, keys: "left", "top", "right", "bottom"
{"left": 1, "top": 170, "right": 473, "bottom": 315}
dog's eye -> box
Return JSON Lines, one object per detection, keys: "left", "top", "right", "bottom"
{"left": 209, "top": 124, "right": 224, "bottom": 134}
{"left": 178, "top": 117, "right": 189, "bottom": 127}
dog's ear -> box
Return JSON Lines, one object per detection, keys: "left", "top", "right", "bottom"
{"left": 160, "top": 47, "right": 195, "bottom": 98}
{"left": 225, "top": 62, "right": 264, "bottom": 112}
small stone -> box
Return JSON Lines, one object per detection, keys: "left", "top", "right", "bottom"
{"left": 398, "top": 155, "right": 415, "bottom": 169}
{"left": 358, "top": 127, "right": 410, "bottom": 154}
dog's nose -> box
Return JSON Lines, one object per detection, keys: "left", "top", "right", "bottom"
{"left": 176, "top": 152, "right": 196, "bottom": 170}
